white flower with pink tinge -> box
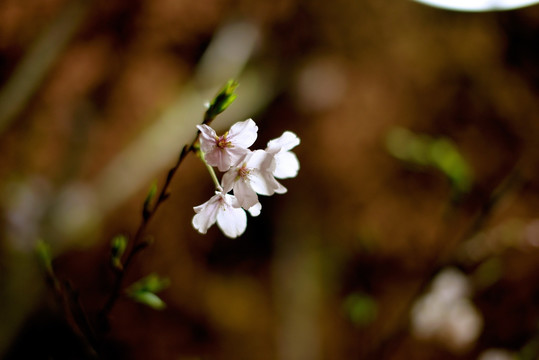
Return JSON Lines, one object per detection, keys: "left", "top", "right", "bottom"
{"left": 222, "top": 150, "right": 286, "bottom": 210}
{"left": 197, "top": 119, "right": 258, "bottom": 172}
{"left": 192, "top": 191, "right": 261, "bottom": 238}
{"left": 266, "top": 131, "right": 300, "bottom": 179}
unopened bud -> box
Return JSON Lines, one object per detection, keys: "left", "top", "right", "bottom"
{"left": 204, "top": 79, "right": 238, "bottom": 124}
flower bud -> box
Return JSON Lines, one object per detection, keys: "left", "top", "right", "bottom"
{"left": 204, "top": 79, "right": 238, "bottom": 124}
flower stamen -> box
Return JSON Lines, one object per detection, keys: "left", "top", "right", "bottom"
{"left": 237, "top": 164, "right": 251, "bottom": 181}
{"left": 216, "top": 132, "right": 233, "bottom": 149}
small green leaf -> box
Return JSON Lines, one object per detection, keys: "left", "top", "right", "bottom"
{"left": 36, "top": 239, "right": 53, "bottom": 275}
{"left": 110, "top": 235, "right": 128, "bottom": 270}
{"left": 129, "top": 291, "right": 166, "bottom": 310}
{"left": 343, "top": 292, "right": 378, "bottom": 327}
{"left": 143, "top": 181, "right": 158, "bottom": 220}
{"left": 386, "top": 127, "right": 430, "bottom": 165}
{"left": 204, "top": 79, "right": 239, "bottom": 123}
{"left": 385, "top": 127, "right": 473, "bottom": 195}
{"left": 126, "top": 273, "right": 170, "bottom": 310}
{"left": 429, "top": 139, "right": 473, "bottom": 193}
{"left": 128, "top": 273, "right": 170, "bottom": 293}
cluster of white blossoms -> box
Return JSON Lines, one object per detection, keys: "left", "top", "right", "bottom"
{"left": 411, "top": 267, "right": 483, "bottom": 353}
{"left": 192, "top": 118, "right": 300, "bottom": 238}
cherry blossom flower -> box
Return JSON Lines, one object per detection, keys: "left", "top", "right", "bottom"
{"left": 222, "top": 150, "right": 286, "bottom": 210}
{"left": 192, "top": 191, "right": 260, "bottom": 238}
{"left": 197, "top": 119, "right": 258, "bottom": 172}
{"left": 265, "top": 131, "right": 300, "bottom": 179}
{"left": 193, "top": 117, "right": 300, "bottom": 238}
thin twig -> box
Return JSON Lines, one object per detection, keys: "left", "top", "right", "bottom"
{"left": 97, "top": 80, "right": 236, "bottom": 329}
{"left": 99, "top": 146, "right": 188, "bottom": 321}
{"left": 63, "top": 281, "right": 99, "bottom": 357}
{"left": 98, "top": 131, "right": 203, "bottom": 326}
{"left": 41, "top": 261, "right": 98, "bottom": 357}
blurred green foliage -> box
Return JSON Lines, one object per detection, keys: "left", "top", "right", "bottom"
{"left": 386, "top": 127, "right": 473, "bottom": 195}
{"left": 110, "top": 235, "right": 128, "bottom": 271}
{"left": 343, "top": 292, "right": 378, "bottom": 327}
{"left": 143, "top": 181, "right": 158, "bottom": 220}
{"left": 520, "top": 335, "right": 539, "bottom": 360}
{"left": 472, "top": 257, "right": 503, "bottom": 290}
{"left": 35, "top": 239, "right": 53, "bottom": 276}
{"left": 126, "top": 273, "right": 170, "bottom": 310}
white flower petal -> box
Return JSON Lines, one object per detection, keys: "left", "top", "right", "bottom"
{"left": 273, "top": 151, "right": 300, "bottom": 179}
{"left": 234, "top": 180, "right": 259, "bottom": 209}
{"left": 192, "top": 195, "right": 220, "bottom": 234}
{"left": 197, "top": 125, "right": 217, "bottom": 153}
{"left": 221, "top": 169, "right": 237, "bottom": 193}
{"left": 245, "top": 150, "right": 273, "bottom": 170}
{"left": 192, "top": 213, "right": 211, "bottom": 234}
{"left": 274, "top": 179, "right": 287, "bottom": 194}
{"left": 217, "top": 204, "right": 247, "bottom": 238}
{"left": 247, "top": 202, "right": 262, "bottom": 217}
{"left": 228, "top": 193, "right": 241, "bottom": 208}
{"left": 228, "top": 119, "right": 258, "bottom": 148}
{"left": 198, "top": 121, "right": 258, "bottom": 172}
{"left": 226, "top": 147, "right": 250, "bottom": 168}
{"left": 192, "top": 193, "right": 251, "bottom": 238}
{"left": 205, "top": 148, "right": 232, "bottom": 172}
{"left": 267, "top": 131, "right": 300, "bottom": 154}
{"left": 249, "top": 170, "right": 275, "bottom": 196}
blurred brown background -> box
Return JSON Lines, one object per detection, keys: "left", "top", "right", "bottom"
{"left": 2, "top": 0, "right": 539, "bottom": 359}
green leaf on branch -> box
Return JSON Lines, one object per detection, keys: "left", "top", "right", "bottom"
{"left": 127, "top": 273, "right": 170, "bottom": 293}
{"left": 385, "top": 127, "right": 473, "bottom": 195}
{"left": 126, "top": 273, "right": 170, "bottom": 310}
{"left": 110, "top": 234, "right": 128, "bottom": 270}
{"left": 204, "top": 79, "right": 239, "bottom": 124}
{"left": 36, "top": 239, "right": 54, "bottom": 276}
{"left": 129, "top": 291, "right": 166, "bottom": 310}
{"left": 143, "top": 181, "right": 158, "bottom": 220}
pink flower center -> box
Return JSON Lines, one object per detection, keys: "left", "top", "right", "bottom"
{"left": 217, "top": 195, "right": 227, "bottom": 208}
{"left": 216, "top": 134, "right": 232, "bottom": 149}
{"left": 238, "top": 164, "right": 251, "bottom": 180}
